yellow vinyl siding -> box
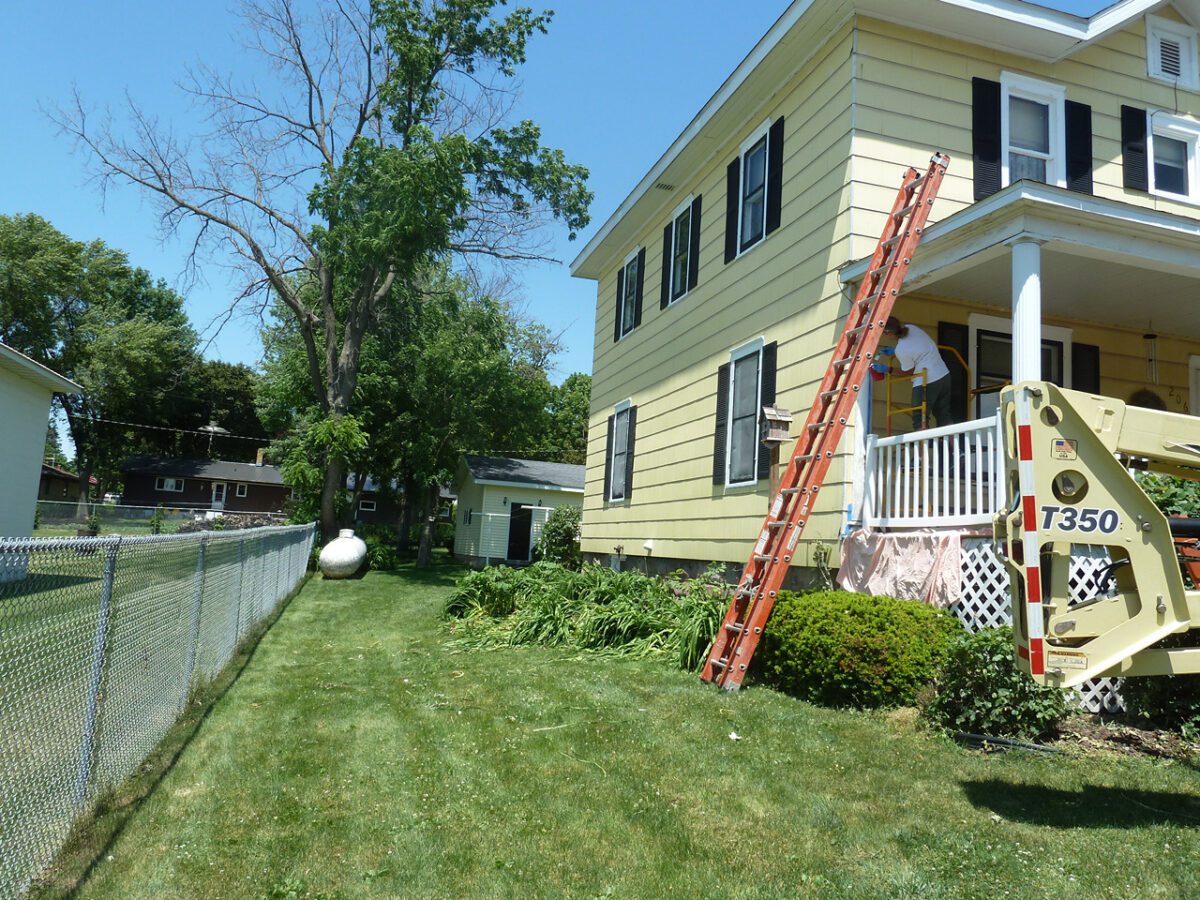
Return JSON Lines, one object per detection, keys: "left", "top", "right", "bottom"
{"left": 583, "top": 24, "right": 857, "bottom": 563}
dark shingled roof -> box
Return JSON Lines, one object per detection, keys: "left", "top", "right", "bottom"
{"left": 463, "top": 455, "right": 584, "bottom": 491}
{"left": 121, "top": 456, "right": 285, "bottom": 486}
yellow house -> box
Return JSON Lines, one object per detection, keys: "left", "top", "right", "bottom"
{"left": 571, "top": 0, "right": 1200, "bottom": 598}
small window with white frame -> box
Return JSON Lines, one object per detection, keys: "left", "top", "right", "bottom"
{"left": 1148, "top": 112, "right": 1200, "bottom": 201}
{"left": 1147, "top": 15, "right": 1199, "bottom": 89}
{"left": 235, "top": 483, "right": 248, "bottom": 498}
{"left": 727, "top": 338, "right": 764, "bottom": 487}
{"left": 1001, "top": 72, "right": 1066, "bottom": 189}
{"left": 617, "top": 249, "right": 640, "bottom": 338}
{"left": 739, "top": 122, "right": 771, "bottom": 252}
{"left": 609, "top": 400, "right": 632, "bottom": 502}
{"left": 155, "top": 476, "right": 185, "bottom": 492}
{"left": 668, "top": 197, "right": 693, "bottom": 303}
{"left": 359, "top": 499, "right": 377, "bottom": 513}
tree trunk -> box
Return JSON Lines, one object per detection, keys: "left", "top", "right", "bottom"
{"left": 74, "top": 467, "right": 93, "bottom": 521}
{"left": 319, "top": 454, "right": 345, "bottom": 544}
{"left": 416, "top": 485, "right": 438, "bottom": 568}
{"left": 398, "top": 478, "right": 416, "bottom": 553}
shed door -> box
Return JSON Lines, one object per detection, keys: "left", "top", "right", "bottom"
{"left": 507, "top": 503, "right": 533, "bottom": 562}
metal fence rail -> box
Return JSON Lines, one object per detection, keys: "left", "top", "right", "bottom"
{"left": 0, "top": 523, "right": 316, "bottom": 898}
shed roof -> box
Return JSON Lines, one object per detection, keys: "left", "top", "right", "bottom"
{"left": 462, "top": 455, "right": 585, "bottom": 492}
{"left": 121, "top": 456, "right": 286, "bottom": 486}
{"left": 41, "top": 463, "right": 98, "bottom": 486}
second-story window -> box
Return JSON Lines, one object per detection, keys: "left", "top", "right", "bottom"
{"left": 671, "top": 204, "right": 691, "bottom": 300}
{"left": 741, "top": 133, "right": 768, "bottom": 251}
{"left": 724, "top": 117, "right": 784, "bottom": 263}
{"left": 661, "top": 195, "right": 702, "bottom": 309}
{"left": 1001, "top": 73, "right": 1065, "bottom": 189}
{"left": 613, "top": 248, "right": 644, "bottom": 342}
{"left": 1148, "top": 113, "right": 1200, "bottom": 201}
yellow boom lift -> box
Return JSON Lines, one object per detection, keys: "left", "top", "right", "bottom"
{"left": 996, "top": 381, "right": 1200, "bottom": 686}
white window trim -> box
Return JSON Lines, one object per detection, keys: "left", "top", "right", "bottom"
{"left": 1000, "top": 71, "right": 1067, "bottom": 190}
{"left": 359, "top": 499, "right": 377, "bottom": 512}
{"left": 616, "top": 247, "right": 641, "bottom": 341}
{"left": 667, "top": 194, "right": 695, "bottom": 304}
{"left": 155, "top": 476, "right": 185, "bottom": 492}
{"left": 1147, "top": 110, "right": 1200, "bottom": 203}
{"left": 967, "top": 313, "right": 1073, "bottom": 417}
{"left": 1147, "top": 15, "right": 1199, "bottom": 90}
{"left": 235, "top": 483, "right": 248, "bottom": 498}
{"left": 735, "top": 119, "right": 773, "bottom": 259}
{"left": 608, "top": 398, "right": 633, "bottom": 503}
{"left": 726, "top": 337, "right": 765, "bottom": 488}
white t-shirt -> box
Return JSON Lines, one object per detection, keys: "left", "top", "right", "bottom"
{"left": 894, "top": 325, "right": 949, "bottom": 387}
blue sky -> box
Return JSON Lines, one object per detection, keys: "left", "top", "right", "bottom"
{"left": 0, "top": 1, "right": 1116, "bottom": 381}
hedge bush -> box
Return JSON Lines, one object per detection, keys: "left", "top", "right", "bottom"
{"left": 444, "top": 562, "right": 727, "bottom": 671}
{"left": 534, "top": 505, "right": 583, "bottom": 569}
{"left": 1120, "top": 632, "right": 1200, "bottom": 739}
{"left": 920, "top": 626, "right": 1067, "bottom": 740}
{"left": 753, "top": 590, "right": 963, "bottom": 708}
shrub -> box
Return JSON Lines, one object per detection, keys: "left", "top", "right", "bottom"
{"left": 921, "top": 626, "right": 1067, "bottom": 740}
{"left": 753, "top": 590, "right": 963, "bottom": 709}
{"left": 1136, "top": 472, "right": 1200, "bottom": 517}
{"left": 362, "top": 530, "right": 401, "bottom": 571}
{"left": 534, "top": 505, "right": 582, "bottom": 569}
{"left": 443, "top": 561, "right": 727, "bottom": 671}
{"left": 1120, "top": 632, "right": 1200, "bottom": 739}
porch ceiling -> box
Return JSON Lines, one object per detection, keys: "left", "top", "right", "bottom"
{"left": 840, "top": 182, "right": 1200, "bottom": 340}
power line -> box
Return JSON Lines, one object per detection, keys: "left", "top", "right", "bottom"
{"left": 84, "top": 415, "right": 275, "bottom": 442}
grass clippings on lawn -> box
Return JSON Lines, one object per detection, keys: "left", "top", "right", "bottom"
{"left": 59, "top": 562, "right": 1200, "bottom": 899}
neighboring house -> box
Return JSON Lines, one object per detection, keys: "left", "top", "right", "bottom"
{"left": 38, "top": 463, "right": 97, "bottom": 502}
{"left": 453, "top": 455, "right": 585, "bottom": 566}
{"left": 346, "top": 476, "right": 456, "bottom": 529}
{"left": 572, "top": 1, "right": 1200, "bottom": 596}
{"left": 121, "top": 456, "right": 289, "bottom": 513}
{"left": 0, "top": 342, "right": 80, "bottom": 538}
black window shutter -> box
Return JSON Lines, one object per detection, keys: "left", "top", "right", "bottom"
{"left": 687, "top": 194, "right": 702, "bottom": 291}
{"left": 712, "top": 363, "right": 731, "bottom": 484}
{"left": 937, "top": 322, "right": 970, "bottom": 421}
{"left": 613, "top": 269, "right": 623, "bottom": 343}
{"left": 1121, "top": 105, "right": 1148, "bottom": 192}
{"left": 633, "top": 248, "right": 645, "bottom": 328}
{"left": 660, "top": 224, "right": 673, "bottom": 310}
{"left": 1072, "top": 343, "right": 1101, "bottom": 394}
{"left": 765, "top": 117, "right": 785, "bottom": 236}
{"left": 1064, "top": 100, "right": 1093, "bottom": 194}
{"left": 724, "top": 159, "right": 740, "bottom": 264}
{"left": 972, "top": 78, "right": 1002, "bottom": 200}
{"left": 757, "top": 342, "right": 778, "bottom": 480}
{"left": 624, "top": 406, "right": 637, "bottom": 501}
{"left": 604, "top": 414, "right": 615, "bottom": 501}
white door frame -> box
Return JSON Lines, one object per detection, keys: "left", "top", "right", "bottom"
{"left": 211, "top": 481, "right": 227, "bottom": 510}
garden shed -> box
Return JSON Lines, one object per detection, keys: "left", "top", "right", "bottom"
{"left": 453, "top": 455, "right": 584, "bottom": 567}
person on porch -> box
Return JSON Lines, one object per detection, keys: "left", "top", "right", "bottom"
{"left": 881, "top": 316, "right": 956, "bottom": 430}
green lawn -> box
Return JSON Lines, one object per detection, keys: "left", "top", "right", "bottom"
{"left": 58, "top": 563, "right": 1200, "bottom": 899}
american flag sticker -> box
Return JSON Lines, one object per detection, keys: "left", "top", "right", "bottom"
{"left": 1052, "top": 439, "right": 1077, "bottom": 461}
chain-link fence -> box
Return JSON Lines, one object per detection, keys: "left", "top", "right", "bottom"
{"left": 0, "top": 523, "right": 317, "bottom": 898}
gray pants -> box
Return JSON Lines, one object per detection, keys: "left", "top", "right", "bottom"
{"left": 912, "top": 374, "right": 955, "bottom": 430}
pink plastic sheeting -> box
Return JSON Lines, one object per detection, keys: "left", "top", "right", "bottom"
{"left": 837, "top": 528, "right": 962, "bottom": 608}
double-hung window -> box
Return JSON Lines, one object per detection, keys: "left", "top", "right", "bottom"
{"left": 670, "top": 201, "right": 692, "bottom": 302}
{"left": 1148, "top": 113, "right": 1200, "bottom": 201}
{"left": 155, "top": 476, "right": 185, "bottom": 492}
{"left": 1001, "top": 73, "right": 1066, "bottom": 189}
{"left": 727, "top": 341, "right": 763, "bottom": 486}
{"left": 235, "top": 483, "right": 248, "bottom": 498}
{"left": 614, "top": 248, "right": 644, "bottom": 340}
{"left": 740, "top": 130, "right": 768, "bottom": 251}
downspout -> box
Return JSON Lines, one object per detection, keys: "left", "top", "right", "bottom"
{"left": 842, "top": 21, "right": 861, "bottom": 545}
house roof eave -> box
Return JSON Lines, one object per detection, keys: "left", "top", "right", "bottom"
{"left": 0, "top": 343, "right": 81, "bottom": 395}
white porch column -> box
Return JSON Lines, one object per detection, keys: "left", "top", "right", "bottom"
{"left": 1011, "top": 239, "right": 1043, "bottom": 384}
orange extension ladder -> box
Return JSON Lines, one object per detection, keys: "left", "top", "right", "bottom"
{"left": 701, "top": 153, "right": 950, "bottom": 691}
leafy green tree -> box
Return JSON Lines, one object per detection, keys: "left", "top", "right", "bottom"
{"left": 173, "top": 360, "right": 270, "bottom": 461}
{"left": 44, "top": 421, "right": 72, "bottom": 469}
{"left": 62, "top": 0, "right": 591, "bottom": 540}
{"left": 545, "top": 373, "right": 590, "bottom": 465}
{"left": 0, "top": 214, "right": 197, "bottom": 510}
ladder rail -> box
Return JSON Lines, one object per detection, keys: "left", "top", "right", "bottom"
{"left": 701, "top": 152, "right": 950, "bottom": 690}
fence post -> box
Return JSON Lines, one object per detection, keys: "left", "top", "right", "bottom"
{"left": 180, "top": 538, "right": 207, "bottom": 711}
{"left": 74, "top": 537, "right": 121, "bottom": 811}
{"left": 232, "top": 536, "right": 246, "bottom": 648}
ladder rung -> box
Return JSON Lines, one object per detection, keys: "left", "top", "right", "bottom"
{"left": 820, "top": 389, "right": 841, "bottom": 401}
{"left": 754, "top": 554, "right": 772, "bottom": 562}
{"left": 906, "top": 173, "right": 926, "bottom": 191}
{"left": 832, "top": 356, "right": 854, "bottom": 369}
{"left": 780, "top": 487, "right": 802, "bottom": 495}
{"left": 847, "top": 324, "right": 869, "bottom": 338}
{"left": 711, "top": 657, "right": 728, "bottom": 670}
{"left": 808, "top": 421, "right": 829, "bottom": 432}
{"left": 767, "top": 520, "right": 786, "bottom": 528}
{"left": 867, "top": 263, "right": 892, "bottom": 278}
{"left": 894, "top": 201, "right": 919, "bottom": 220}
{"left": 882, "top": 233, "right": 903, "bottom": 248}
{"left": 725, "top": 622, "right": 744, "bottom": 634}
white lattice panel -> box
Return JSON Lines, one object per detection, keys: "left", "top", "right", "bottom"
{"left": 952, "top": 537, "right": 1125, "bottom": 714}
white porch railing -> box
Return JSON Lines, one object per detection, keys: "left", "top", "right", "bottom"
{"left": 862, "top": 413, "right": 1005, "bottom": 529}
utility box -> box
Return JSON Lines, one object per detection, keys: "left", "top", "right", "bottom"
{"left": 759, "top": 405, "right": 794, "bottom": 446}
